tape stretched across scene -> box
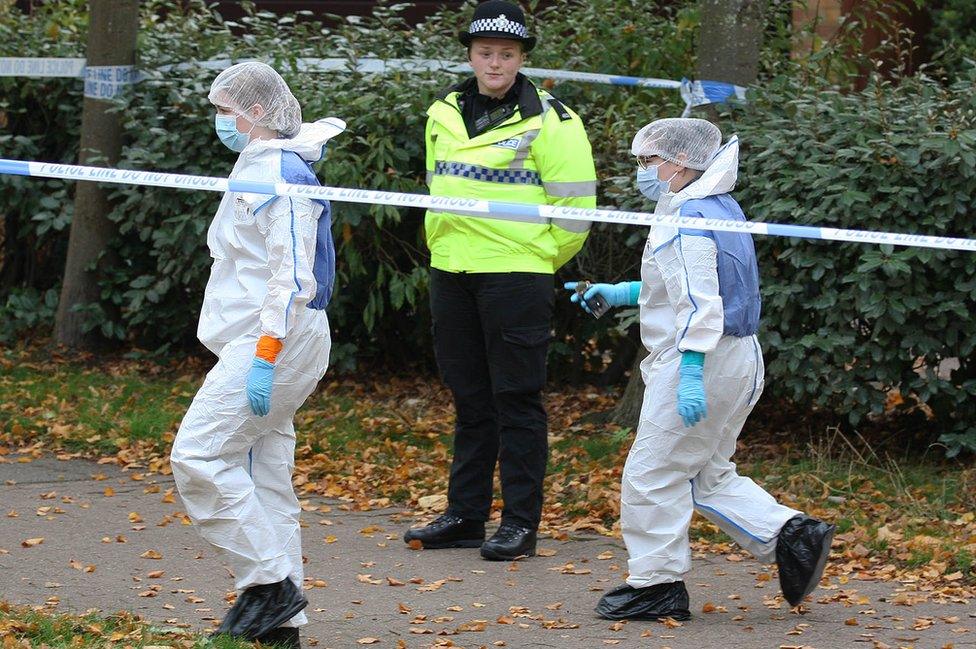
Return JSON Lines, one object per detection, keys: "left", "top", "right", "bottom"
{"left": 0, "top": 57, "right": 742, "bottom": 108}
{"left": 1, "top": 158, "right": 972, "bottom": 253}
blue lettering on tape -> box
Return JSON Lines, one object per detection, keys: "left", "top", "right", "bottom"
{"left": 83, "top": 65, "right": 136, "bottom": 100}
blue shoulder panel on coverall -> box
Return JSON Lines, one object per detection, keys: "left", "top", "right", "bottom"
{"left": 677, "top": 195, "right": 760, "bottom": 337}
{"left": 279, "top": 151, "right": 335, "bottom": 311}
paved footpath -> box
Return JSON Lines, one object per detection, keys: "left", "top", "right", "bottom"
{"left": 1, "top": 458, "right": 973, "bottom": 649}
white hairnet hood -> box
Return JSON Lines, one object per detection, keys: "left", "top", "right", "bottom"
{"left": 654, "top": 135, "right": 739, "bottom": 217}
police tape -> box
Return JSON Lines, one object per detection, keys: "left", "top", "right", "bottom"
{"left": 155, "top": 56, "right": 687, "bottom": 90}
{"left": 0, "top": 56, "right": 741, "bottom": 107}
{"left": 83, "top": 65, "right": 137, "bottom": 99}
{"left": 2, "top": 157, "right": 971, "bottom": 253}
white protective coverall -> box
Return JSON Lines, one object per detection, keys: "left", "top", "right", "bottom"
{"left": 623, "top": 137, "right": 801, "bottom": 588}
{"left": 171, "top": 118, "right": 345, "bottom": 627}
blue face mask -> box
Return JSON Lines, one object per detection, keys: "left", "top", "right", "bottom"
{"left": 214, "top": 114, "right": 251, "bottom": 152}
{"left": 636, "top": 163, "right": 681, "bottom": 202}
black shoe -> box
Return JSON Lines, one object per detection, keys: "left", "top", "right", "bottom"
{"left": 403, "top": 513, "right": 485, "bottom": 549}
{"left": 479, "top": 523, "right": 536, "bottom": 561}
{"left": 595, "top": 582, "right": 691, "bottom": 621}
{"left": 776, "top": 514, "right": 836, "bottom": 607}
{"left": 216, "top": 578, "right": 308, "bottom": 640}
{"left": 256, "top": 626, "right": 300, "bottom": 649}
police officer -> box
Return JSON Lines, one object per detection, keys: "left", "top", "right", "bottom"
{"left": 403, "top": 0, "right": 597, "bottom": 561}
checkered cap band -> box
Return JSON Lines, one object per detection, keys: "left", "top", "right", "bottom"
{"left": 435, "top": 161, "right": 542, "bottom": 185}
{"left": 468, "top": 16, "right": 529, "bottom": 39}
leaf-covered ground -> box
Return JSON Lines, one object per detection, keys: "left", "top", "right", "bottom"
{"left": 1, "top": 343, "right": 974, "bottom": 608}
{"left": 0, "top": 601, "right": 259, "bottom": 648}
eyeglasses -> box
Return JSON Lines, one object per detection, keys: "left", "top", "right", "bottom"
{"left": 636, "top": 156, "right": 658, "bottom": 171}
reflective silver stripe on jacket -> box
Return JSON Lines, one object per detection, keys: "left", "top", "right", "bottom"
{"left": 543, "top": 180, "right": 597, "bottom": 198}
{"left": 551, "top": 218, "right": 592, "bottom": 233}
{"left": 509, "top": 129, "right": 541, "bottom": 170}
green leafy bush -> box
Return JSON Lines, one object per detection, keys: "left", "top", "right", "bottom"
{"left": 728, "top": 70, "right": 976, "bottom": 456}
{"left": 2, "top": 0, "right": 975, "bottom": 454}
{"left": 0, "top": 0, "right": 692, "bottom": 370}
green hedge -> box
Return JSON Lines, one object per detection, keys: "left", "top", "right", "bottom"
{"left": 2, "top": 0, "right": 975, "bottom": 454}
{"left": 729, "top": 71, "right": 976, "bottom": 456}
{"left": 0, "top": 0, "right": 694, "bottom": 371}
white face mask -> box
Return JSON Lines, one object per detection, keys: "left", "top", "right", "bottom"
{"left": 635, "top": 163, "right": 679, "bottom": 202}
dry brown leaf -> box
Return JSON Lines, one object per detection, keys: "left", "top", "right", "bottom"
{"left": 456, "top": 620, "right": 487, "bottom": 632}
{"left": 21, "top": 538, "right": 43, "bottom": 547}
{"left": 536, "top": 548, "right": 557, "bottom": 557}
{"left": 128, "top": 512, "right": 143, "bottom": 523}
{"left": 407, "top": 539, "right": 423, "bottom": 550}
{"left": 702, "top": 602, "right": 717, "bottom": 613}
{"left": 356, "top": 638, "right": 380, "bottom": 645}
{"left": 140, "top": 550, "right": 163, "bottom": 560}
{"left": 387, "top": 577, "right": 405, "bottom": 587}
{"left": 103, "top": 487, "right": 115, "bottom": 497}
{"left": 147, "top": 570, "right": 165, "bottom": 578}
{"left": 324, "top": 535, "right": 338, "bottom": 544}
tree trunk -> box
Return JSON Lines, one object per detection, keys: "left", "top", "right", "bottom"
{"left": 696, "top": 0, "right": 766, "bottom": 87}
{"left": 54, "top": 0, "right": 139, "bottom": 348}
{"left": 609, "top": 347, "right": 647, "bottom": 429}
{"left": 608, "top": 0, "right": 767, "bottom": 429}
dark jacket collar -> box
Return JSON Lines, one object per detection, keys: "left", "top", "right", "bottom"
{"left": 442, "top": 73, "right": 542, "bottom": 119}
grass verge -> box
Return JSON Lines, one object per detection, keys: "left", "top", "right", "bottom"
{"left": 0, "top": 601, "right": 254, "bottom": 649}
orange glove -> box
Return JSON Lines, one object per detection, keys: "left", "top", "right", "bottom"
{"left": 255, "top": 335, "right": 283, "bottom": 364}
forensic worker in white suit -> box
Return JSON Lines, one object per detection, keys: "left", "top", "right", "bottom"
{"left": 170, "top": 61, "right": 344, "bottom": 648}
{"left": 565, "top": 118, "right": 835, "bottom": 620}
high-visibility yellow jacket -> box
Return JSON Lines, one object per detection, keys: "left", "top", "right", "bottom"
{"left": 424, "top": 75, "right": 597, "bottom": 274}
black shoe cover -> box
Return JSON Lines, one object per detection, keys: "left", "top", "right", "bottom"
{"left": 216, "top": 578, "right": 308, "bottom": 640}
{"left": 256, "top": 625, "right": 300, "bottom": 649}
{"left": 776, "top": 514, "right": 836, "bottom": 607}
{"left": 595, "top": 582, "right": 691, "bottom": 621}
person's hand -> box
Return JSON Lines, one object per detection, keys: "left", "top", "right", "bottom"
{"left": 246, "top": 358, "right": 275, "bottom": 416}
{"left": 563, "top": 281, "right": 631, "bottom": 314}
{"left": 676, "top": 352, "right": 706, "bottom": 427}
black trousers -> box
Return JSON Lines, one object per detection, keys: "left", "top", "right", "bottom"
{"left": 430, "top": 269, "right": 554, "bottom": 530}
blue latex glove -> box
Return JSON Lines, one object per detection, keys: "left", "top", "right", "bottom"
{"left": 246, "top": 358, "right": 275, "bottom": 417}
{"left": 676, "top": 351, "right": 707, "bottom": 427}
{"left": 563, "top": 281, "right": 640, "bottom": 314}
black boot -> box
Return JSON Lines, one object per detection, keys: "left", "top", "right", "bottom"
{"left": 776, "top": 514, "right": 836, "bottom": 607}
{"left": 256, "top": 626, "right": 300, "bottom": 649}
{"left": 479, "top": 523, "right": 536, "bottom": 561}
{"left": 403, "top": 513, "right": 485, "bottom": 549}
{"left": 216, "top": 577, "right": 308, "bottom": 640}
{"left": 595, "top": 582, "right": 691, "bottom": 621}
